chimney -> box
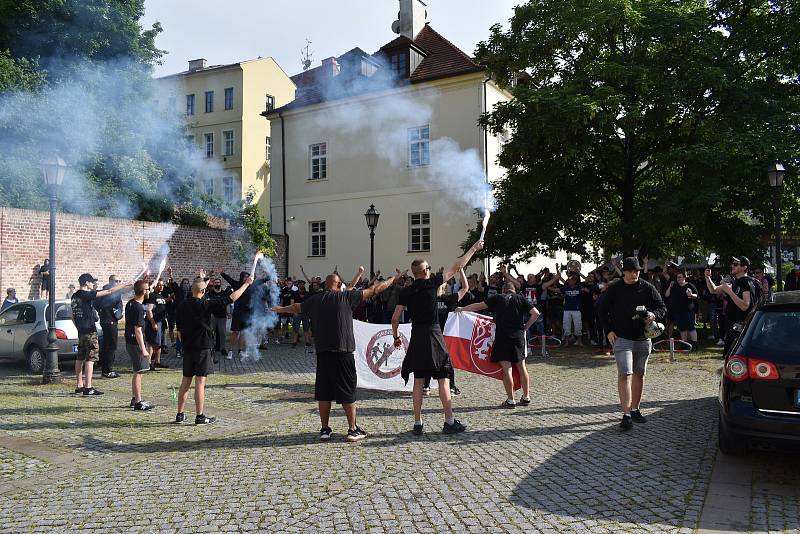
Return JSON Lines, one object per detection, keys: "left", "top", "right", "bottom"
{"left": 188, "top": 58, "right": 207, "bottom": 72}
{"left": 320, "top": 57, "right": 341, "bottom": 77}
{"left": 392, "top": 0, "right": 427, "bottom": 40}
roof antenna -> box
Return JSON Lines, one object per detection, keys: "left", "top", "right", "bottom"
{"left": 301, "top": 38, "right": 313, "bottom": 71}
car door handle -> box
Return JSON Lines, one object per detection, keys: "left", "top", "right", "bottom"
{"left": 6, "top": 329, "right": 11, "bottom": 334}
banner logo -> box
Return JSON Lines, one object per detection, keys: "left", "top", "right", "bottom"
{"left": 365, "top": 329, "right": 407, "bottom": 379}
{"left": 470, "top": 315, "right": 498, "bottom": 375}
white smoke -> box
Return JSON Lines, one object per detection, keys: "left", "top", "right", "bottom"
{"left": 239, "top": 256, "right": 282, "bottom": 362}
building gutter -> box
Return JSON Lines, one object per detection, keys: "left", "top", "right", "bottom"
{"left": 483, "top": 75, "right": 491, "bottom": 276}
{"left": 279, "top": 112, "right": 289, "bottom": 277}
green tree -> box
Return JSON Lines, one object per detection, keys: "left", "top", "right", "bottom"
{"left": 475, "top": 0, "right": 800, "bottom": 262}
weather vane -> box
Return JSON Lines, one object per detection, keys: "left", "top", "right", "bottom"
{"left": 301, "top": 38, "right": 313, "bottom": 71}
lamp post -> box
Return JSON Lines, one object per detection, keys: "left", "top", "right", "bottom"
{"left": 41, "top": 155, "right": 67, "bottom": 384}
{"left": 364, "top": 204, "right": 380, "bottom": 278}
{"left": 767, "top": 161, "right": 786, "bottom": 292}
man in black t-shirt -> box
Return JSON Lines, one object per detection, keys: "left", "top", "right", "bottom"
{"left": 71, "top": 273, "right": 131, "bottom": 396}
{"left": 146, "top": 279, "right": 169, "bottom": 370}
{"left": 458, "top": 282, "right": 539, "bottom": 407}
{"left": 291, "top": 280, "right": 311, "bottom": 349}
{"left": 96, "top": 275, "right": 124, "bottom": 379}
{"left": 174, "top": 271, "right": 252, "bottom": 425}
{"left": 276, "top": 280, "right": 294, "bottom": 342}
{"left": 391, "top": 238, "right": 483, "bottom": 436}
{"left": 705, "top": 256, "right": 754, "bottom": 356}
{"left": 272, "top": 271, "right": 398, "bottom": 442}
{"left": 125, "top": 280, "right": 153, "bottom": 411}
{"left": 665, "top": 271, "right": 699, "bottom": 349}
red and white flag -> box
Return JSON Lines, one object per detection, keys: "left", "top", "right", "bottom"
{"left": 443, "top": 311, "right": 521, "bottom": 389}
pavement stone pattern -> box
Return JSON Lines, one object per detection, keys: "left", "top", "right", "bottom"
{"left": 0, "top": 340, "right": 795, "bottom": 533}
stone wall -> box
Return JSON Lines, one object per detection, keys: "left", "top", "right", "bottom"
{"left": 0, "top": 207, "right": 286, "bottom": 300}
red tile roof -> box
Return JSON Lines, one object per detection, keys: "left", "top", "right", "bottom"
{"left": 409, "top": 25, "right": 483, "bottom": 82}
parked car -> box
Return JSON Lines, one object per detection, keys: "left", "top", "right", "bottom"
{"left": 718, "top": 290, "right": 800, "bottom": 454}
{"left": 0, "top": 299, "right": 102, "bottom": 374}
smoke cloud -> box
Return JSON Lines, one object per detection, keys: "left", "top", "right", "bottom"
{"left": 240, "top": 256, "right": 281, "bottom": 361}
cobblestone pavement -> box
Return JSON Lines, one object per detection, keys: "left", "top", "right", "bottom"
{"left": 0, "top": 341, "right": 797, "bottom": 533}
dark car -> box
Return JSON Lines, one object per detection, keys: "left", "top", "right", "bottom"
{"left": 718, "top": 290, "right": 800, "bottom": 454}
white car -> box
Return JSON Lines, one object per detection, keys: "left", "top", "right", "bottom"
{"left": 0, "top": 299, "right": 103, "bottom": 373}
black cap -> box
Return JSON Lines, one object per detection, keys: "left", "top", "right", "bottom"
{"left": 78, "top": 273, "right": 97, "bottom": 286}
{"left": 298, "top": 279, "right": 305, "bottom": 284}
{"left": 622, "top": 257, "right": 641, "bottom": 272}
{"left": 731, "top": 256, "right": 751, "bottom": 267}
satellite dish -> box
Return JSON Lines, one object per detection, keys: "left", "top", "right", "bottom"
{"left": 391, "top": 20, "right": 400, "bottom": 34}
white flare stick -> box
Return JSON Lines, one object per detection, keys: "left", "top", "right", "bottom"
{"left": 136, "top": 262, "right": 148, "bottom": 281}
{"left": 706, "top": 252, "right": 718, "bottom": 266}
{"left": 155, "top": 257, "right": 167, "bottom": 283}
{"left": 479, "top": 209, "right": 491, "bottom": 241}
{"left": 250, "top": 252, "right": 264, "bottom": 279}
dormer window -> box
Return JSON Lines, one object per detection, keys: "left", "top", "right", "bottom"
{"left": 390, "top": 52, "right": 408, "bottom": 77}
{"left": 361, "top": 58, "right": 378, "bottom": 77}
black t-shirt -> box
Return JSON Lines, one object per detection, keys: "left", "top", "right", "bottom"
{"left": 292, "top": 288, "right": 308, "bottom": 305}
{"left": 280, "top": 287, "right": 294, "bottom": 306}
{"left": 562, "top": 282, "right": 583, "bottom": 311}
{"left": 70, "top": 289, "right": 97, "bottom": 336}
{"left": 726, "top": 277, "right": 753, "bottom": 324}
{"left": 485, "top": 293, "right": 533, "bottom": 337}
{"left": 668, "top": 282, "right": 698, "bottom": 313}
{"left": 399, "top": 273, "right": 443, "bottom": 326}
{"left": 205, "top": 288, "right": 230, "bottom": 318}
{"left": 177, "top": 295, "right": 232, "bottom": 350}
{"left": 124, "top": 299, "right": 146, "bottom": 346}
{"left": 523, "top": 283, "right": 541, "bottom": 306}
{"left": 598, "top": 279, "right": 667, "bottom": 341}
{"left": 147, "top": 291, "right": 168, "bottom": 322}
{"left": 301, "top": 290, "right": 362, "bottom": 353}
{"left": 581, "top": 283, "right": 599, "bottom": 309}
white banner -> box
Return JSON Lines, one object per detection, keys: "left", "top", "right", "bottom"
{"left": 353, "top": 320, "right": 414, "bottom": 392}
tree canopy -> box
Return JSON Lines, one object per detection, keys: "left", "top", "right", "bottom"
{"left": 475, "top": 0, "right": 800, "bottom": 263}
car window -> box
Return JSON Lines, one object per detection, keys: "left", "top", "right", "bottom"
{"left": 52, "top": 304, "right": 72, "bottom": 320}
{"left": 0, "top": 305, "right": 22, "bottom": 326}
{"left": 746, "top": 311, "right": 800, "bottom": 357}
{"left": 20, "top": 305, "right": 36, "bottom": 324}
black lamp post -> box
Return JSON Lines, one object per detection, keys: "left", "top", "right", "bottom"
{"left": 364, "top": 204, "right": 380, "bottom": 278}
{"left": 42, "top": 155, "right": 66, "bottom": 384}
{"left": 767, "top": 161, "right": 786, "bottom": 292}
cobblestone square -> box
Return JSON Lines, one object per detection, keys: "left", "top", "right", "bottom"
{"left": 0, "top": 344, "right": 797, "bottom": 533}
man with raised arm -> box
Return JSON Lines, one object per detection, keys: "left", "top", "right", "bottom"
{"left": 392, "top": 239, "right": 484, "bottom": 436}
{"left": 272, "top": 269, "right": 399, "bottom": 442}
{"left": 174, "top": 270, "right": 252, "bottom": 425}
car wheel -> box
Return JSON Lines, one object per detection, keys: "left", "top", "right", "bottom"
{"left": 27, "top": 345, "right": 46, "bottom": 374}
{"left": 718, "top": 412, "right": 747, "bottom": 456}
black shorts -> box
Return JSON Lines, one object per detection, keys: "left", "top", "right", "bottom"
{"left": 491, "top": 331, "right": 527, "bottom": 363}
{"left": 414, "top": 369, "right": 450, "bottom": 380}
{"left": 182, "top": 348, "right": 213, "bottom": 377}
{"left": 315, "top": 351, "right": 357, "bottom": 404}
{"left": 230, "top": 312, "right": 250, "bottom": 332}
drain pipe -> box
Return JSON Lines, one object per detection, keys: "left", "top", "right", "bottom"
{"left": 483, "top": 76, "right": 491, "bottom": 276}
{"left": 279, "top": 112, "right": 289, "bottom": 278}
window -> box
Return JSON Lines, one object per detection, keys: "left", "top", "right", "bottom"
{"left": 223, "top": 130, "right": 234, "bottom": 156}
{"left": 223, "top": 176, "right": 234, "bottom": 203}
{"left": 186, "top": 94, "right": 195, "bottom": 115}
{"left": 409, "top": 213, "right": 431, "bottom": 252}
{"left": 204, "top": 178, "right": 214, "bottom": 196}
{"left": 205, "top": 90, "right": 214, "bottom": 113}
{"left": 361, "top": 59, "right": 377, "bottom": 77}
{"left": 224, "top": 87, "right": 234, "bottom": 110}
{"left": 408, "top": 125, "right": 430, "bottom": 167}
{"left": 309, "top": 221, "right": 326, "bottom": 257}
{"left": 309, "top": 143, "right": 327, "bottom": 180}
{"left": 391, "top": 52, "right": 407, "bottom": 76}
{"left": 204, "top": 133, "right": 214, "bottom": 158}
{"left": 265, "top": 94, "right": 275, "bottom": 112}
{"left": 168, "top": 96, "right": 176, "bottom": 113}
{"left": 266, "top": 136, "right": 272, "bottom": 163}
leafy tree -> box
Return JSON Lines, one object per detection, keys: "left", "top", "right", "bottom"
{"left": 475, "top": 0, "right": 800, "bottom": 262}
{"left": 232, "top": 188, "right": 277, "bottom": 259}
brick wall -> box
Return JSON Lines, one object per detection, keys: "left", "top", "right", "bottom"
{"left": 0, "top": 207, "right": 286, "bottom": 300}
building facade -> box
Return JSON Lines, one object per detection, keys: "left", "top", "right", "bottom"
{"left": 266, "top": 0, "right": 511, "bottom": 279}
{"left": 155, "top": 57, "right": 295, "bottom": 213}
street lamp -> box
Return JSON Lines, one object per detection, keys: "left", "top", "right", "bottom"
{"left": 767, "top": 161, "right": 786, "bottom": 292}
{"left": 364, "top": 204, "right": 380, "bottom": 278}
{"left": 41, "top": 155, "right": 67, "bottom": 384}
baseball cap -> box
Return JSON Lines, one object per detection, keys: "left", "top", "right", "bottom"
{"left": 622, "top": 257, "right": 642, "bottom": 272}
{"left": 78, "top": 273, "right": 98, "bottom": 286}
{"left": 731, "top": 256, "right": 751, "bottom": 267}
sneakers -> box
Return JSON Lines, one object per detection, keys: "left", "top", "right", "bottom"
{"left": 620, "top": 414, "right": 633, "bottom": 430}
{"left": 319, "top": 427, "right": 333, "bottom": 441}
{"left": 82, "top": 387, "right": 104, "bottom": 396}
{"left": 130, "top": 397, "right": 136, "bottom": 408}
{"left": 101, "top": 371, "right": 120, "bottom": 379}
{"left": 74, "top": 387, "right": 84, "bottom": 394}
{"left": 173, "top": 412, "right": 187, "bottom": 424}
{"left": 502, "top": 399, "right": 516, "bottom": 409}
{"left": 226, "top": 351, "right": 234, "bottom": 360}
{"left": 442, "top": 419, "right": 466, "bottom": 434}
{"left": 133, "top": 401, "right": 154, "bottom": 411}
{"left": 413, "top": 423, "right": 424, "bottom": 436}
{"left": 630, "top": 409, "right": 647, "bottom": 423}
{"left": 195, "top": 414, "right": 217, "bottom": 425}
{"left": 518, "top": 396, "right": 531, "bottom": 406}
{"left": 422, "top": 387, "right": 431, "bottom": 396}
{"left": 450, "top": 386, "right": 461, "bottom": 396}
{"left": 716, "top": 339, "right": 725, "bottom": 346}
{"left": 153, "top": 362, "right": 169, "bottom": 369}
{"left": 346, "top": 426, "right": 367, "bottom": 442}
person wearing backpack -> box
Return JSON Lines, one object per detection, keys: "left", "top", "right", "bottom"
{"left": 704, "top": 256, "right": 755, "bottom": 356}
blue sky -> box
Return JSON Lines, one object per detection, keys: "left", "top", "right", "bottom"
{"left": 142, "top": 0, "right": 519, "bottom": 77}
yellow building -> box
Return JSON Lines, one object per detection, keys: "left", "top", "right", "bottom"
{"left": 155, "top": 57, "right": 295, "bottom": 212}
{"left": 265, "top": 0, "right": 512, "bottom": 279}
